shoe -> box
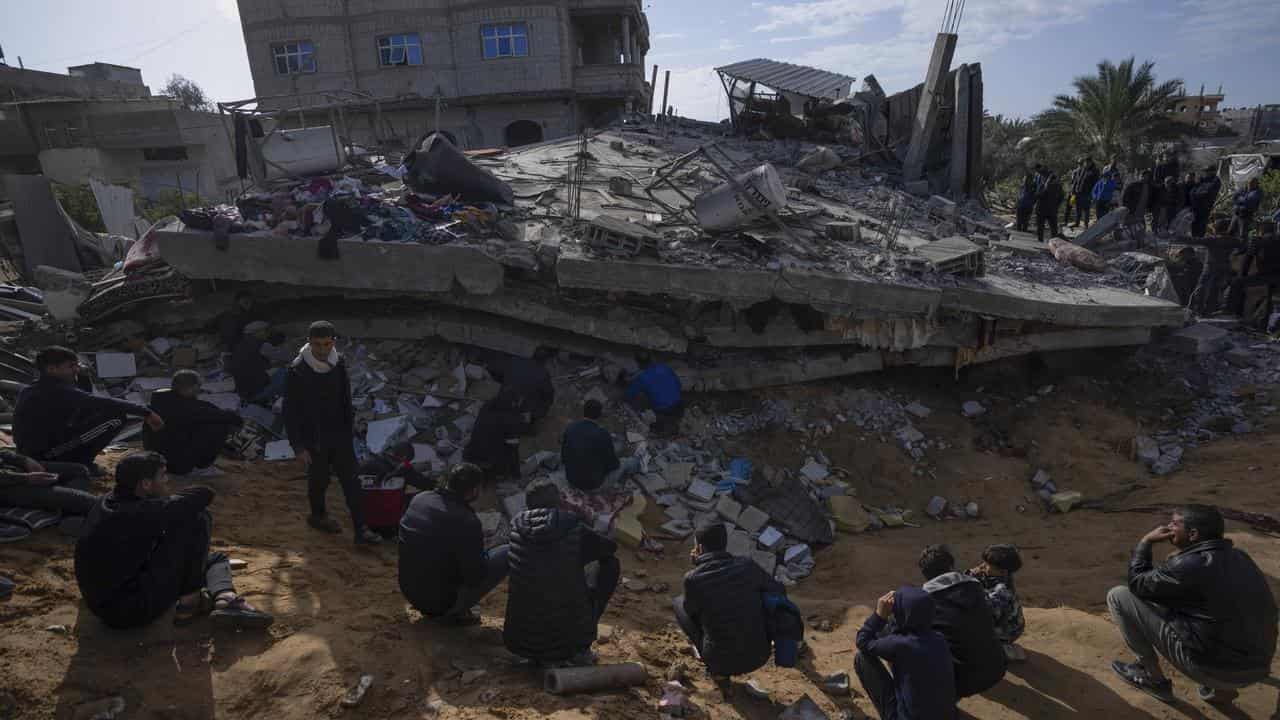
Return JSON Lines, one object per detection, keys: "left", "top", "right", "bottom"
{"left": 187, "top": 466, "right": 225, "bottom": 479}
{"left": 1197, "top": 685, "right": 1239, "bottom": 704}
{"left": 307, "top": 515, "right": 342, "bottom": 534}
{"left": 354, "top": 527, "right": 383, "bottom": 545}
{"left": 210, "top": 595, "right": 274, "bottom": 631}
{"left": 1111, "top": 660, "right": 1174, "bottom": 703}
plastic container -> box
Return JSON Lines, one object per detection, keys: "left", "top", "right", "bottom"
{"left": 693, "top": 164, "right": 787, "bottom": 231}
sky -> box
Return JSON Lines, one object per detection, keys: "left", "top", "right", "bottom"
{"left": 2, "top": 0, "right": 1277, "bottom": 123}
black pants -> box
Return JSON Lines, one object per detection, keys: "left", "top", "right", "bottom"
{"left": 673, "top": 595, "right": 704, "bottom": 653}
{"left": 307, "top": 437, "right": 364, "bottom": 533}
{"left": 0, "top": 461, "right": 96, "bottom": 515}
{"left": 1189, "top": 247, "right": 1232, "bottom": 316}
{"left": 1014, "top": 206, "right": 1032, "bottom": 232}
{"left": 1036, "top": 211, "right": 1059, "bottom": 241}
{"left": 151, "top": 423, "right": 235, "bottom": 475}
{"left": 589, "top": 555, "right": 621, "bottom": 622}
{"left": 1075, "top": 196, "right": 1093, "bottom": 226}
{"left": 91, "top": 511, "right": 233, "bottom": 629}
{"left": 40, "top": 410, "right": 127, "bottom": 466}
{"left": 855, "top": 651, "right": 900, "bottom": 720}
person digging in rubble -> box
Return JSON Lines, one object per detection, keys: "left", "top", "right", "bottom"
{"left": 1108, "top": 504, "right": 1277, "bottom": 706}
{"left": 504, "top": 480, "right": 620, "bottom": 667}
{"left": 561, "top": 399, "right": 640, "bottom": 493}
{"left": 1034, "top": 166, "right": 1064, "bottom": 241}
{"left": 625, "top": 352, "right": 684, "bottom": 436}
{"left": 0, "top": 447, "right": 96, "bottom": 535}
{"left": 914, "top": 544, "right": 1007, "bottom": 698}
{"left": 143, "top": 370, "right": 242, "bottom": 479}
{"left": 284, "top": 321, "right": 381, "bottom": 545}
{"left": 488, "top": 348, "right": 556, "bottom": 432}
{"left": 462, "top": 391, "right": 525, "bottom": 483}
{"left": 15, "top": 346, "right": 164, "bottom": 474}
{"left": 398, "top": 463, "right": 508, "bottom": 627}
{"left": 229, "top": 321, "right": 289, "bottom": 406}
{"left": 673, "top": 520, "right": 790, "bottom": 696}
{"left": 855, "top": 585, "right": 956, "bottom": 720}
{"left": 74, "top": 451, "right": 273, "bottom": 631}
{"left": 968, "top": 544, "right": 1027, "bottom": 662}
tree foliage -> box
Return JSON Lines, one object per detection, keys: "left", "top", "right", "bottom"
{"left": 162, "top": 74, "right": 213, "bottom": 112}
{"left": 1034, "top": 57, "right": 1184, "bottom": 166}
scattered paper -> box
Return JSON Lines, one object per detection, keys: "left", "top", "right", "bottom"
{"left": 95, "top": 352, "right": 137, "bottom": 378}
{"left": 264, "top": 440, "right": 296, "bottom": 461}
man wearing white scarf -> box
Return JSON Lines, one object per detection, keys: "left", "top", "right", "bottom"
{"left": 283, "top": 321, "right": 381, "bottom": 545}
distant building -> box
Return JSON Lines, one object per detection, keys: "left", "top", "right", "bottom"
{"left": 1170, "top": 86, "right": 1225, "bottom": 129}
{"left": 1219, "top": 104, "right": 1280, "bottom": 143}
{"left": 234, "top": 0, "right": 652, "bottom": 149}
{"left": 0, "top": 63, "right": 238, "bottom": 202}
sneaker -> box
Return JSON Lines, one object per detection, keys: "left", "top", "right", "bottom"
{"left": 354, "top": 528, "right": 383, "bottom": 545}
{"left": 187, "top": 466, "right": 225, "bottom": 479}
{"left": 307, "top": 515, "right": 342, "bottom": 534}
{"left": 1197, "top": 685, "right": 1239, "bottom": 704}
{"left": 1111, "top": 660, "right": 1174, "bottom": 703}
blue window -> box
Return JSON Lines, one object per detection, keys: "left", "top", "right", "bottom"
{"left": 379, "top": 33, "right": 423, "bottom": 66}
{"left": 482, "top": 23, "right": 529, "bottom": 59}
{"left": 272, "top": 41, "right": 317, "bottom": 75}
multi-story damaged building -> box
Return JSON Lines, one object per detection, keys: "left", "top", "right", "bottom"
{"left": 235, "top": 0, "right": 652, "bottom": 149}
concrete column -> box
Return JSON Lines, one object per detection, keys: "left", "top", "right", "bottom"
{"left": 968, "top": 64, "right": 984, "bottom": 192}
{"left": 949, "top": 64, "right": 971, "bottom": 198}
{"left": 622, "top": 16, "right": 632, "bottom": 64}
{"left": 903, "top": 33, "right": 958, "bottom": 182}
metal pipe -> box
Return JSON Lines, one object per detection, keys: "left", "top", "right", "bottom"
{"left": 544, "top": 663, "right": 648, "bottom": 695}
{"left": 660, "top": 70, "right": 671, "bottom": 125}
{"left": 649, "top": 64, "right": 659, "bottom": 116}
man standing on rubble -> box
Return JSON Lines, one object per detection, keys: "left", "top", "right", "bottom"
{"left": 625, "top": 353, "right": 684, "bottom": 436}
{"left": 1070, "top": 157, "right": 1100, "bottom": 228}
{"left": 284, "top": 321, "right": 381, "bottom": 545}
{"left": 1034, "top": 166, "right": 1063, "bottom": 242}
{"left": 1229, "top": 177, "right": 1263, "bottom": 241}
{"left": 1108, "top": 505, "right": 1276, "bottom": 705}
{"left": 1189, "top": 168, "right": 1222, "bottom": 239}
{"left": 15, "top": 346, "right": 164, "bottom": 473}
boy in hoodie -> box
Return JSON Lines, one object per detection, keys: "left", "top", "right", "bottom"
{"left": 284, "top": 321, "right": 380, "bottom": 545}
{"left": 503, "top": 480, "right": 620, "bottom": 666}
{"left": 969, "top": 544, "right": 1026, "bottom": 661}
{"left": 144, "top": 370, "right": 243, "bottom": 478}
{"left": 918, "top": 544, "right": 1007, "bottom": 697}
{"left": 855, "top": 585, "right": 956, "bottom": 720}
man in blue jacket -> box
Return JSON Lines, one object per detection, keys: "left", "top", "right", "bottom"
{"left": 1092, "top": 171, "right": 1119, "bottom": 221}
{"left": 855, "top": 586, "right": 956, "bottom": 720}
{"left": 625, "top": 353, "right": 683, "bottom": 435}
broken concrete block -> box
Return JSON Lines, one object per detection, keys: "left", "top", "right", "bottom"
{"left": 1144, "top": 264, "right": 1180, "bottom": 304}
{"left": 1075, "top": 207, "right": 1128, "bottom": 249}
{"left": 961, "top": 400, "right": 986, "bottom": 418}
{"left": 726, "top": 529, "right": 751, "bottom": 557}
{"left": 636, "top": 473, "right": 668, "bottom": 496}
{"left": 685, "top": 479, "right": 716, "bottom": 503}
{"left": 715, "top": 495, "right": 743, "bottom": 524}
{"left": 824, "top": 222, "right": 862, "bottom": 243}
{"left": 736, "top": 505, "right": 770, "bottom": 534}
{"left": 830, "top": 496, "right": 872, "bottom": 533}
{"left": 1049, "top": 490, "right": 1083, "bottom": 513}
{"left": 758, "top": 526, "right": 784, "bottom": 550}
{"left": 663, "top": 503, "right": 690, "bottom": 522}
{"left": 799, "top": 460, "right": 829, "bottom": 483}
{"left": 925, "top": 496, "right": 947, "bottom": 518}
{"left": 502, "top": 492, "right": 527, "bottom": 518}
{"left": 796, "top": 146, "right": 841, "bottom": 174}
{"left": 659, "top": 520, "right": 694, "bottom": 538}
{"left": 614, "top": 494, "right": 648, "bottom": 548}
{"left": 784, "top": 544, "right": 811, "bottom": 564}
{"left": 905, "top": 402, "right": 931, "bottom": 418}
{"left": 664, "top": 462, "right": 693, "bottom": 490}
{"left": 752, "top": 549, "right": 778, "bottom": 575}
{"left": 1170, "top": 323, "right": 1229, "bottom": 356}
{"left": 33, "top": 265, "right": 91, "bottom": 321}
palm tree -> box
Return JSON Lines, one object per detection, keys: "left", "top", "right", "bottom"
{"left": 1036, "top": 58, "right": 1184, "bottom": 166}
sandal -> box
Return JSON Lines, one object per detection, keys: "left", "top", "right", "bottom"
{"left": 211, "top": 595, "right": 274, "bottom": 631}
{"left": 174, "top": 590, "right": 214, "bottom": 626}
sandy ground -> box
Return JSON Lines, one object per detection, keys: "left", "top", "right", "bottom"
{"left": 2, "top": 362, "right": 1279, "bottom": 720}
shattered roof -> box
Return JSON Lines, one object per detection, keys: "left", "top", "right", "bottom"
{"left": 716, "top": 58, "right": 855, "bottom": 100}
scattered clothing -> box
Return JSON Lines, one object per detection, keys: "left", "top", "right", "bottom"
{"left": 398, "top": 489, "right": 504, "bottom": 617}
{"left": 921, "top": 571, "right": 1007, "bottom": 697}
{"left": 144, "top": 390, "right": 242, "bottom": 476}
{"left": 15, "top": 377, "right": 151, "bottom": 465}
{"left": 855, "top": 586, "right": 956, "bottom": 720}
{"left": 675, "top": 551, "right": 785, "bottom": 677}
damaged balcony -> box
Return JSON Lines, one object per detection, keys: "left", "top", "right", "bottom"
{"left": 571, "top": 8, "right": 648, "bottom": 100}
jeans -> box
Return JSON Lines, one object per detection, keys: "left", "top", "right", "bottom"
{"left": 40, "top": 410, "right": 127, "bottom": 466}
{"left": 1095, "top": 201, "right": 1111, "bottom": 223}
{"left": 0, "top": 462, "right": 96, "bottom": 515}
{"left": 307, "top": 435, "right": 364, "bottom": 533}
{"left": 1107, "top": 586, "right": 1261, "bottom": 690}
{"left": 854, "top": 651, "right": 900, "bottom": 720}
{"left": 450, "top": 544, "right": 511, "bottom": 614}
{"left": 673, "top": 595, "right": 704, "bottom": 655}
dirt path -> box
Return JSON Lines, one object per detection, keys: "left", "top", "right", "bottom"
{"left": 2, "top": 368, "right": 1278, "bottom": 720}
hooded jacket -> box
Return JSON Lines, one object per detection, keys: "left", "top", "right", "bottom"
{"left": 1035, "top": 173, "right": 1063, "bottom": 214}
{"left": 856, "top": 586, "right": 956, "bottom": 720}
{"left": 1129, "top": 538, "right": 1277, "bottom": 677}
{"left": 15, "top": 377, "right": 152, "bottom": 459}
{"left": 504, "top": 507, "right": 616, "bottom": 662}
{"left": 923, "top": 572, "right": 1007, "bottom": 697}
{"left": 283, "top": 346, "right": 354, "bottom": 450}
{"left": 681, "top": 551, "right": 785, "bottom": 677}
{"left": 397, "top": 489, "right": 485, "bottom": 616}
{"left": 1092, "top": 176, "right": 1119, "bottom": 204}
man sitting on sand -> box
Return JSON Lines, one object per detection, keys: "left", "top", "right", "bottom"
{"left": 504, "top": 480, "right": 620, "bottom": 666}
{"left": 969, "top": 544, "right": 1027, "bottom": 662}
{"left": 16, "top": 346, "right": 164, "bottom": 471}
{"left": 144, "top": 370, "right": 243, "bottom": 478}
{"left": 0, "top": 448, "right": 96, "bottom": 523}
{"left": 398, "top": 463, "right": 508, "bottom": 626}
{"left": 855, "top": 586, "right": 956, "bottom": 720}
{"left": 1108, "top": 504, "right": 1277, "bottom": 705}
{"left": 674, "top": 520, "right": 786, "bottom": 691}
{"left": 74, "top": 451, "right": 272, "bottom": 630}
{"left": 917, "top": 544, "right": 1007, "bottom": 697}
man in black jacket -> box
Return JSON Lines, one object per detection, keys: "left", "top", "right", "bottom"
{"left": 1034, "top": 167, "right": 1063, "bottom": 241}
{"left": 74, "top": 451, "right": 272, "bottom": 630}
{"left": 229, "top": 321, "right": 288, "bottom": 405}
{"left": 284, "top": 321, "right": 380, "bottom": 544}
{"left": 398, "top": 463, "right": 508, "bottom": 626}
{"left": 489, "top": 349, "right": 555, "bottom": 431}
{"left": 561, "top": 400, "right": 640, "bottom": 493}
{"left": 1108, "top": 504, "right": 1277, "bottom": 705}
{"left": 917, "top": 544, "right": 1007, "bottom": 698}
{"left": 16, "top": 346, "right": 164, "bottom": 469}
{"left": 144, "top": 371, "right": 242, "bottom": 478}
{"left": 462, "top": 392, "right": 524, "bottom": 483}
{"left": 1071, "top": 157, "right": 1100, "bottom": 228}
{"left": 504, "top": 480, "right": 620, "bottom": 666}
{"left": 674, "top": 520, "right": 785, "bottom": 683}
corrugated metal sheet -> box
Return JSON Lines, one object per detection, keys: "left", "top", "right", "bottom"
{"left": 716, "top": 58, "right": 854, "bottom": 100}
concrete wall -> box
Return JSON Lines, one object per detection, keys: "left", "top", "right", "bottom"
{"left": 337, "top": 98, "right": 573, "bottom": 148}
{"left": 0, "top": 64, "right": 151, "bottom": 101}
{"left": 68, "top": 64, "right": 146, "bottom": 86}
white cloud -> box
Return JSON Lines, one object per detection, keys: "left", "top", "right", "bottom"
{"left": 718, "top": 39, "right": 742, "bottom": 51}
{"left": 1175, "top": 0, "right": 1280, "bottom": 58}
{"left": 652, "top": 32, "right": 687, "bottom": 41}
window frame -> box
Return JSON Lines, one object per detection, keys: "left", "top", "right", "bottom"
{"left": 271, "top": 40, "right": 317, "bottom": 76}
{"left": 378, "top": 33, "right": 424, "bottom": 67}
{"left": 481, "top": 23, "right": 529, "bottom": 60}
